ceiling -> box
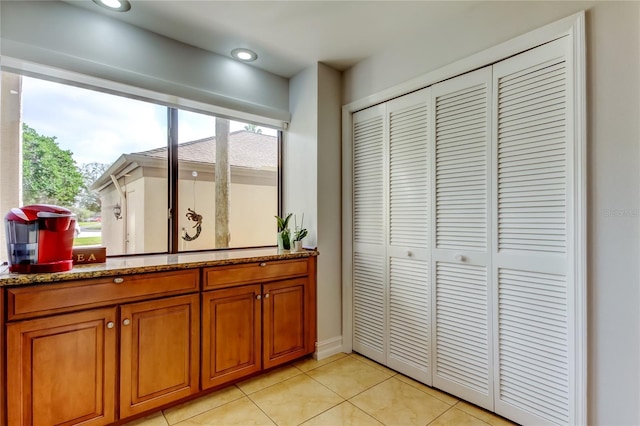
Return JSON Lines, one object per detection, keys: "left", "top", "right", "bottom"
{"left": 66, "top": 1, "right": 594, "bottom": 78}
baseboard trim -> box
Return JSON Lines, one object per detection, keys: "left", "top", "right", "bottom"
{"left": 314, "top": 336, "right": 343, "bottom": 360}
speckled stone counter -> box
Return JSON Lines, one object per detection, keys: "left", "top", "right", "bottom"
{"left": 0, "top": 247, "right": 318, "bottom": 286}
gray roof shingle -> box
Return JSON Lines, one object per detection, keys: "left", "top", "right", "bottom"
{"left": 135, "top": 130, "right": 277, "bottom": 169}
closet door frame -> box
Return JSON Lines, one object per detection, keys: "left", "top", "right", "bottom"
{"left": 342, "top": 10, "right": 586, "bottom": 424}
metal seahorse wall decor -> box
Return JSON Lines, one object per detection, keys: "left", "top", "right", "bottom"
{"left": 182, "top": 208, "right": 203, "bottom": 241}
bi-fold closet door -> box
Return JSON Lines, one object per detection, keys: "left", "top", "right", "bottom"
{"left": 431, "top": 36, "right": 576, "bottom": 425}
{"left": 352, "top": 88, "right": 431, "bottom": 383}
{"left": 351, "top": 34, "right": 579, "bottom": 426}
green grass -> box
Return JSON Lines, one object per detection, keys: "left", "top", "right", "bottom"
{"left": 74, "top": 236, "right": 102, "bottom": 246}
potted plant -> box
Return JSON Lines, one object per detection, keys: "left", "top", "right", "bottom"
{"left": 275, "top": 213, "right": 292, "bottom": 251}
{"left": 292, "top": 214, "right": 308, "bottom": 252}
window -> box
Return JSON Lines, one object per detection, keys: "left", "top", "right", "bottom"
{"left": 0, "top": 71, "right": 280, "bottom": 259}
{"left": 176, "top": 110, "right": 278, "bottom": 252}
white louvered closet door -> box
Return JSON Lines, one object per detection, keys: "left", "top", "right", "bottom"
{"left": 386, "top": 89, "right": 431, "bottom": 383}
{"left": 492, "top": 37, "right": 576, "bottom": 426}
{"left": 352, "top": 104, "right": 387, "bottom": 364}
{"left": 430, "top": 67, "right": 494, "bottom": 409}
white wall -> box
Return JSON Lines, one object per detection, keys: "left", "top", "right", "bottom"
{"left": 342, "top": 2, "right": 640, "bottom": 424}
{"left": 285, "top": 66, "right": 318, "bottom": 246}
{"left": 586, "top": 3, "right": 640, "bottom": 424}
{"left": 316, "top": 64, "right": 343, "bottom": 350}
{"left": 0, "top": 1, "right": 290, "bottom": 124}
{"left": 285, "top": 62, "right": 343, "bottom": 355}
{"left": 343, "top": 1, "right": 595, "bottom": 104}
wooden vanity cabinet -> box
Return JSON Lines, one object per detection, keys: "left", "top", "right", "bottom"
{"left": 202, "top": 257, "right": 317, "bottom": 389}
{"left": 2, "top": 255, "right": 317, "bottom": 425}
{"left": 5, "top": 270, "right": 200, "bottom": 426}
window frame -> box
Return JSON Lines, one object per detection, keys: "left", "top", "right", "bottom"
{"left": 1, "top": 69, "right": 284, "bottom": 257}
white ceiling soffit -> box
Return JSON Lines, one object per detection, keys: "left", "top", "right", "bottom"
{"left": 65, "top": 1, "right": 594, "bottom": 79}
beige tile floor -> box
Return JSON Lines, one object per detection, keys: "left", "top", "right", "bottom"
{"left": 125, "top": 353, "right": 517, "bottom": 426}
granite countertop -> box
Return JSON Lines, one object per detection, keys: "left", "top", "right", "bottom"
{"left": 0, "top": 247, "right": 318, "bottom": 286}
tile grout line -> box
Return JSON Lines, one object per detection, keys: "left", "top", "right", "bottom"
{"left": 292, "top": 369, "right": 346, "bottom": 424}
{"left": 161, "top": 386, "right": 246, "bottom": 425}
{"left": 244, "top": 391, "right": 281, "bottom": 426}
{"left": 344, "top": 374, "right": 398, "bottom": 425}
{"left": 236, "top": 365, "right": 304, "bottom": 396}
{"left": 453, "top": 401, "right": 516, "bottom": 426}
{"left": 425, "top": 404, "right": 497, "bottom": 426}
{"left": 242, "top": 363, "right": 342, "bottom": 426}
{"left": 298, "top": 354, "right": 399, "bottom": 424}
{"left": 425, "top": 405, "right": 456, "bottom": 426}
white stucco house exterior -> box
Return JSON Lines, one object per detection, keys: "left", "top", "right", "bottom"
{"left": 92, "top": 130, "right": 278, "bottom": 255}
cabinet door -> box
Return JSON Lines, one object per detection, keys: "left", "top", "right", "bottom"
{"left": 430, "top": 66, "right": 494, "bottom": 409}
{"left": 263, "top": 278, "right": 310, "bottom": 369}
{"left": 202, "top": 284, "right": 262, "bottom": 389}
{"left": 120, "top": 294, "right": 199, "bottom": 418}
{"left": 7, "top": 307, "right": 117, "bottom": 426}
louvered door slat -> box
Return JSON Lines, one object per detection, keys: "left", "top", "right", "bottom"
{"left": 389, "top": 257, "right": 429, "bottom": 374}
{"left": 389, "top": 101, "right": 428, "bottom": 248}
{"left": 435, "top": 78, "right": 488, "bottom": 251}
{"left": 353, "top": 252, "right": 385, "bottom": 359}
{"left": 434, "top": 261, "right": 490, "bottom": 396}
{"left": 354, "top": 114, "right": 385, "bottom": 246}
{"left": 497, "top": 269, "right": 569, "bottom": 425}
{"left": 497, "top": 54, "right": 567, "bottom": 254}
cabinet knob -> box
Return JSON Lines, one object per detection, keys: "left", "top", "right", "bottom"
{"left": 113, "top": 277, "right": 124, "bottom": 284}
{"left": 256, "top": 294, "right": 262, "bottom": 300}
{"left": 122, "top": 318, "right": 131, "bottom": 326}
{"left": 454, "top": 254, "right": 465, "bottom": 262}
{"left": 406, "top": 251, "right": 413, "bottom": 257}
{"left": 259, "top": 262, "right": 267, "bottom": 267}
{"left": 106, "top": 321, "right": 115, "bottom": 329}
{"left": 264, "top": 293, "right": 270, "bottom": 299}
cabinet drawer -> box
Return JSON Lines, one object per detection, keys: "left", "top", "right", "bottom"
{"left": 6, "top": 269, "right": 199, "bottom": 321}
{"left": 203, "top": 259, "right": 308, "bottom": 290}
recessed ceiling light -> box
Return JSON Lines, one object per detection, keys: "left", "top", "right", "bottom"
{"left": 92, "top": 0, "right": 131, "bottom": 12}
{"left": 231, "top": 48, "right": 258, "bottom": 62}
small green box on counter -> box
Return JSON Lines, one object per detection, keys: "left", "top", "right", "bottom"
{"left": 72, "top": 246, "right": 106, "bottom": 264}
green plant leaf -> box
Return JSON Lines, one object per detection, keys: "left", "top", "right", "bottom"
{"left": 275, "top": 213, "right": 293, "bottom": 231}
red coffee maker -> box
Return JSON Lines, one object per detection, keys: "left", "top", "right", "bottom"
{"left": 5, "top": 204, "right": 76, "bottom": 273}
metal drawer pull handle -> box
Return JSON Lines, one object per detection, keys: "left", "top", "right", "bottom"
{"left": 122, "top": 318, "right": 131, "bottom": 326}
{"left": 259, "top": 262, "right": 267, "bottom": 267}
{"left": 113, "top": 277, "right": 124, "bottom": 284}
{"left": 264, "top": 293, "right": 270, "bottom": 298}
{"left": 106, "top": 322, "right": 115, "bottom": 329}
{"left": 256, "top": 294, "right": 262, "bottom": 300}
